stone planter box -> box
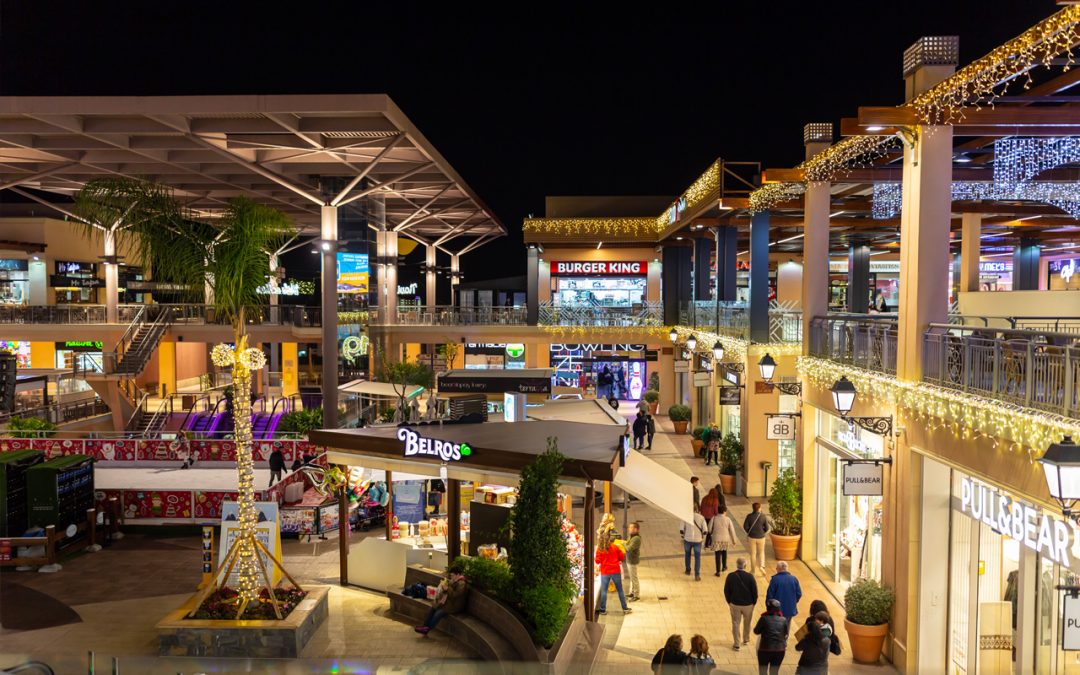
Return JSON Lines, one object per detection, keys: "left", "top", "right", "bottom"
{"left": 157, "top": 585, "right": 329, "bottom": 658}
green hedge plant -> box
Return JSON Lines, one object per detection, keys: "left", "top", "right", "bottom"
{"left": 719, "top": 432, "right": 743, "bottom": 477}
{"left": 7, "top": 416, "right": 57, "bottom": 438}
{"left": 691, "top": 426, "right": 708, "bottom": 442}
{"left": 667, "top": 404, "right": 691, "bottom": 422}
{"left": 278, "top": 407, "right": 323, "bottom": 436}
{"left": 643, "top": 389, "right": 659, "bottom": 403}
{"left": 452, "top": 556, "right": 511, "bottom": 598}
{"left": 648, "top": 372, "right": 660, "bottom": 392}
{"left": 768, "top": 468, "right": 802, "bottom": 536}
{"left": 844, "top": 578, "right": 895, "bottom": 626}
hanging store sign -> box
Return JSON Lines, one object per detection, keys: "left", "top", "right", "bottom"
{"left": 58, "top": 340, "right": 104, "bottom": 352}
{"left": 0, "top": 259, "right": 28, "bottom": 272}
{"left": 398, "top": 427, "right": 471, "bottom": 462}
{"left": 549, "top": 261, "right": 647, "bottom": 276}
{"left": 1064, "top": 595, "right": 1080, "bottom": 651}
{"left": 692, "top": 371, "right": 712, "bottom": 387}
{"left": 674, "top": 360, "right": 689, "bottom": 373}
{"left": 959, "top": 476, "right": 1074, "bottom": 568}
{"left": 56, "top": 261, "right": 96, "bottom": 275}
{"left": 718, "top": 386, "right": 741, "bottom": 405}
{"left": 438, "top": 374, "right": 550, "bottom": 394}
{"left": 49, "top": 275, "right": 103, "bottom": 288}
{"left": 842, "top": 463, "right": 884, "bottom": 496}
{"left": 766, "top": 415, "right": 796, "bottom": 441}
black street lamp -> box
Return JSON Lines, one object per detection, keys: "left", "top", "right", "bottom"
{"left": 758, "top": 352, "right": 801, "bottom": 396}
{"left": 686, "top": 334, "right": 697, "bottom": 352}
{"left": 1040, "top": 436, "right": 1080, "bottom": 519}
{"left": 669, "top": 328, "right": 678, "bottom": 343}
{"left": 712, "top": 340, "right": 724, "bottom": 361}
{"left": 829, "top": 376, "right": 891, "bottom": 436}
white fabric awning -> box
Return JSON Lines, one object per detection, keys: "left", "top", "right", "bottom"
{"left": 338, "top": 380, "right": 424, "bottom": 399}
{"left": 613, "top": 449, "right": 693, "bottom": 524}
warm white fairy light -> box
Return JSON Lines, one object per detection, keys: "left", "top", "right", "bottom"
{"left": 239, "top": 347, "right": 267, "bottom": 371}
{"left": 211, "top": 343, "right": 235, "bottom": 367}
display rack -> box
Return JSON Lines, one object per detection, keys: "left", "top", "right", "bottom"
{"left": 27, "top": 454, "right": 95, "bottom": 540}
{"left": 0, "top": 449, "right": 44, "bottom": 536}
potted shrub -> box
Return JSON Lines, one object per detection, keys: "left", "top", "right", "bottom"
{"left": 767, "top": 468, "right": 802, "bottom": 560}
{"left": 668, "top": 404, "right": 691, "bottom": 434}
{"left": 690, "top": 426, "right": 707, "bottom": 456}
{"left": 648, "top": 371, "right": 660, "bottom": 393}
{"left": 844, "top": 578, "right": 895, "bottom": 664}
{"left": 643, "top": 389, "right": 660, "bottom": 415}
{"left": 718, "top": 432, "right": 742, "bottom": 495}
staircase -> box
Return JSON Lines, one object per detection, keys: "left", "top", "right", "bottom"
{"left": 111, "top": 305, "right": 173, "bottom": 377}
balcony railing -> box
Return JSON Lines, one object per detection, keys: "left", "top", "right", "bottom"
{"left": 924, "top": 323, "right": 1080, "bottom": 418}
{"left": 808, "top": 315, "right": 899, "bottom": 375}
{"left": 681, "top": 301, "right": 803, "bottom": 343}
{"left": 0, "top": 303, "right": 321, "bottom": 327}
{"left": 538, "top": 301, "right": 663, "bottom": 327}
{"left": 369, "top": 305, "right": 528, "bottom": 326}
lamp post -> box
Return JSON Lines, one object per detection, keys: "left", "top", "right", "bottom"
{"left": 712, "top": 340, "right": 724, "bottom": 362}
{"left": 686, "top": 334, "right": 697, "bottom": 352}
{"left": 1040, "top": 436, "right": 1080, "bottom": 519}
{"left": 669, "top": 328, "right": 678, "bottom": 344}
{"left": 758, "top": 352, "right": 801, "bottom": 396}
{"left": 829, "top": 376, "right": 891, "bottom": 436}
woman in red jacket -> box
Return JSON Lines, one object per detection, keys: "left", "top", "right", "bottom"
{"left": 595, "top": 532, "right": 632, "bottom": 615}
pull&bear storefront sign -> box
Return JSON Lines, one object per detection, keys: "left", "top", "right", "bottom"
{"left": 960, "top": 476, "right": 1074, "bottom": 567}
{"left": 398, "top": 427, "right": 471, "bottom": 462}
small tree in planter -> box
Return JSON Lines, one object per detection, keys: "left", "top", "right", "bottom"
{"left": 690, "top": 426, "right": 707, "bottom": 457}
{"left": 643, "top": 389, "right": 660, "bottom": 415}
{"left": 718, "top": 433, "right": 742, "bottom": 494}
{"left": 767, "top": 468, "right": 802, "bottom": 560}
{"left": 648, "top": 371, "right": 660, "bottom": 393}
{"left": 668, "top": 404, "right": 691, "bottom": 434}
{"left": 844, "top": 578, "right": 895, "bottom": 663}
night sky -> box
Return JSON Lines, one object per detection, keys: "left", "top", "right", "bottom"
{"left": 0, "top": 2, "right": 1055, "bottom": 280}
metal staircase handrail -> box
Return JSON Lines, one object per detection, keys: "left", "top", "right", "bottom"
{"left": 124, "top": 388, "right": 151, "bottom": 431}
{"left": 106, "top": 305, "right": 147, "bottom": 373}
{"left": 141, "top": 396, "right": 173, "bottom": 436}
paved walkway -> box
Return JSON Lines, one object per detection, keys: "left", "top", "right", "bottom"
{"left": 590, "top": 409, "right": 898, "bottom": 674}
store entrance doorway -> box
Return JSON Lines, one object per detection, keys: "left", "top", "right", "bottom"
{"left": 591, "top": 360, "right": 646, "bottom": 401}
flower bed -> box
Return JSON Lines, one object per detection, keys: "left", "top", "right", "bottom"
{"left": 187, "top": 586, "right": 306, "bottom": 621}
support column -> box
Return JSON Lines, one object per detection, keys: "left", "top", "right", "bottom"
{"left": 749, "top": 211, "right": 770, "bottom": 343}
{"left": 584, "top": 482, "right": 596, "bottom": 621}
{"left": 376, "top": 230, "right": 399, "bottom": 325}
{"left": 425, "top": 244, "right": 437, "bottom": 312}
{"left": 959, "top": 213, "right": 981, "bottom": 293}
{"left": 896, "top": 125, "right": 954, "bottom": 381}
{"left": 104, "top": 229, "right": 118, "bottom": 324}
{"left": 321, "top": 205, "right": 339, "bottom": 428}
{"left": 527, "top": 245, "right": 539, "bottom": 325}
{"left": 450, "top": 255, "right": 460, "bottom": 306}
{"left": 716, "top": 227, "right": 737, "bottom": 301}
{"left": 847, "top": 241, "right": 870, "bottom": 313}
{"left": 694, "top": 236, "right": 712, "bottom": 301}
{"left": 447, "top": 478, "right": 461, "bottom": 560}
{"left": 802, "top": 126, "right": 834, "bottom": 354}
{"left": 1013, "top": 236, "right": 1040, "bottom": 290}
{"left": 661, "top": 245, "right": 691, "bottom": 326}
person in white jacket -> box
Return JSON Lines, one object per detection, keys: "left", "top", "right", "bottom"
{"left": 680, "top": 505, "right": 708, "bottom": 581}
{"left": 706, "top": 505, "right": 740, "bottom": 576}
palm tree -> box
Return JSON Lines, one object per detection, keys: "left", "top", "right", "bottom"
{"left": 76, "top": 178, "right": 294, "bottom": 613}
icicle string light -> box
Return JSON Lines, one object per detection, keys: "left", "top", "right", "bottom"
{"left": 993, "top": 137, "right": 1080, "bottom": 189}
{"left": 872, "top": 181, "right": 1080, "bottom": 219}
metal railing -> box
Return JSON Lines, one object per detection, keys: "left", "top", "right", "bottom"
{"left": 0, "top": 397, "right": 110, "bottom": 425}
{"left": 680, "top": 301, "right": 803, "bottom": 343}
{"left": 538, "top": 301, "right": 663, "bottom": 327}
{"left": 0, "top": 303, "right": 321, "bottom": 326}
{"left": 370, "top": 305, "right": 528, "bottom": 326}
{"left": 924, "top": 324, "right": 1080, "bottom": 418}
{"left": 808, "top": 315, "right": 899, "bottom": 375}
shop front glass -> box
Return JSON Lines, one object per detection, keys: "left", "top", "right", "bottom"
{"left": 55, "top": 340, "right": 104, "bottom": 372}
{"left": 815, "top": 413, "right": 883, "bottom": 586}
{"left": 554, "top": 277, "right": 645, "bottom": 308}
{"left": 464, "top": 343, "right": 526, "bottom": 370}
{"left": 549, "top": 343, "right": 650, "bottom": 400}
{"left": 52, "top": 261, "right": 100, "bottom": 304}
{"left": 0, "top": 259, "right": 29, "bottom": 305}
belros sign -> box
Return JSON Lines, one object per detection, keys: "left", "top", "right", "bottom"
{"left": 398, "top": 427, "right": 471, "bottom": 462}
{"left": 550, "top": 261, "right": 647, "bottom": 276}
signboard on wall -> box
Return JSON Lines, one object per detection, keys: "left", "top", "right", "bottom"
{"left": 842, "top": 463, "right": 884, "bottom": 496}
{"left": 549, "top": 261, "right": 647, "bottom": 276}
{"left": 766, "top": 415, "right": 796, "bottom": 441}
{"left": 755, "top": 381, "right": 775, "bottom": 394}
{"left": 674, "top": 360, "right": 689, "bottom": 373}
{"left": 718, "top": 386, "right": 741, "bottom": 405}
{"left": 1063, "top": 594, "right": 1080, "bottom": 650}
{"left": 692, "top": 371, "right": 712, "bottom": 387}
{"left": 336, "top": 252, "right": 370, "bottom": 294}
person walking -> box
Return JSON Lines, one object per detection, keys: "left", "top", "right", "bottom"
{"left": 754, "top": 598, "right": 790, "bottom": 675}
{"left": 686, "top": 634, "right": 715, "bottom": 673}
{"left": 796, "top": 600, "right": 841, "bottom": 656}
{"left": 705, "top": 424, "right": 721, "bottom": 466}
{"left": 724, "top": 557, "right": 759, "bottom": 650}
{"left": 700, "top": 488, "right": 720, "bottom": 520}
{"left": 414, "top": 565, "right": 469, "bottom": 635}
{"left": 708, "top": 505, "right": 739, "bottom": 575}
{"left": 681, "top": 505, "right": 708, "bottom": 581}
{"left": 632, "top": 411, "right": 648, "bottom": 450}
{"left": 595, "top": 531, "right": 632, "bottom": 615}
{"left": 645, "top": 414, "right": 656, "bottom": 450}
{"left": 268, "top": 446, "right": 285, "bottom": 487}
{"left": 623, "top": 521, "right": 642, "bottom": 601}
{"left": 743, "top": 502, "right": 771, "bottom": 575}
{"left": 652, "top": 634, "right": 689, "bottom": 672}
{"left": 795, "top": 611, "right": 835, "bottom": 674}
{"left": 637, "top": 397, "right": 650, "bottom": 416}
{"left": 599, "top": 365, "right": 614, "bottom": 400}
{"left": 766, "top": 561, "right": 803, "bottom": 619}
{"left": 691, "top": 476, "right": 702, "bottom": 510}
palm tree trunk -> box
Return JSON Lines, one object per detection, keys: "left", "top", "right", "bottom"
{"left": 231, "top": 314, "right": 261, "bottom": 603}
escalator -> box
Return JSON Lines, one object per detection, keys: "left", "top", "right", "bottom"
{"left": 251, "top": 396, "right": 291, "bottom": 440}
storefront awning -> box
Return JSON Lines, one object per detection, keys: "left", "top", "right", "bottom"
{"left": 338, "top": 379, "right": 424, "bottom": 399}
{"left": 613, "top": 448, "right": 693, "bottom": 524}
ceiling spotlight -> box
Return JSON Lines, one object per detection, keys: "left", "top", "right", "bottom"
{"left": 866, "top": 125, "right": 884, "bottom": 132}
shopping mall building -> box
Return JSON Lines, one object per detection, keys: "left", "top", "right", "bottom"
{"left": 5, "top": 8, "right": 1080, "bottom": 673}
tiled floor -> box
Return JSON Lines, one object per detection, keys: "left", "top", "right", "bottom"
{"left": 0, "top": 408, "right": 900, "bottom": 674}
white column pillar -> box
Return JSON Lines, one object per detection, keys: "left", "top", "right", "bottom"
{"left": 959, "top": 213, "right": 981, "bottom": 293}
{"left": 450, "top": 254, "right": 460, "bottom": 305}
{"left": 320, "top": 205, "right": 339, "bottom": 428}
{"left": 377, "top": 230, "right": 399, "bottom": 324}
{"left": 802, "top": 181, "right": 830, "bottom": 354}
{"left": 425, "top": 244, "right": 437, "bottom": 311}
{"left": 896, "top": 125, "right": 954, "bottom": 381}
{"left": 104, "top": 229, "right": 118, "bottom": 323}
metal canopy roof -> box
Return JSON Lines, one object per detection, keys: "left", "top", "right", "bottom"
{"left": 0, "top": 94, "right": 504, "bottom": 255}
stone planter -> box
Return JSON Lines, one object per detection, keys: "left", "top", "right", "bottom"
{"left": 648, "top": 402, "right": 658, "bottom": 415}
{"left": 719, "top": 473, "right": 736, "bottom": 495}
{"left": 157, "top": 585, "right": 329, "bottom": 658}
{"left": 673, "top": 421, "right": 688, "bottom": 434}
{"left": 691, "top": 439, "right": 704, "bottom": 456}
{"left": 769, "top": 533, "right": 800, "bottom": 561}
{"left": 845, "top": 618, "right": 889, "bottom": 664}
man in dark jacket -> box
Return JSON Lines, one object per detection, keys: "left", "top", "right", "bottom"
{"left": 623, "top": 521, "right": 642, "bottom": 601}
{"left": 645, "top": 414, "right": 656, "bottom": 449}
{"left": 415, "top": 565, "right": 469, "bottom": 635}
{"left": 268, "top": 448, "right": 286, "bottom": 486}
{"left": 691, "top": 476, "right": 701, "bottom": 509}
{"left": 723, "top": 557, "right": 758, "bottom": 650}
{"left": 743, "top": 502, "right": 771, "bottom": 575}
{"left": 632, "top": 412, "right": 647, "bottom": 449}
{"left": 795, "top": 611, "right": 833, "bottom": 673}
{"left": 754, "top": 599, "right": 789, "bottom": 675}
